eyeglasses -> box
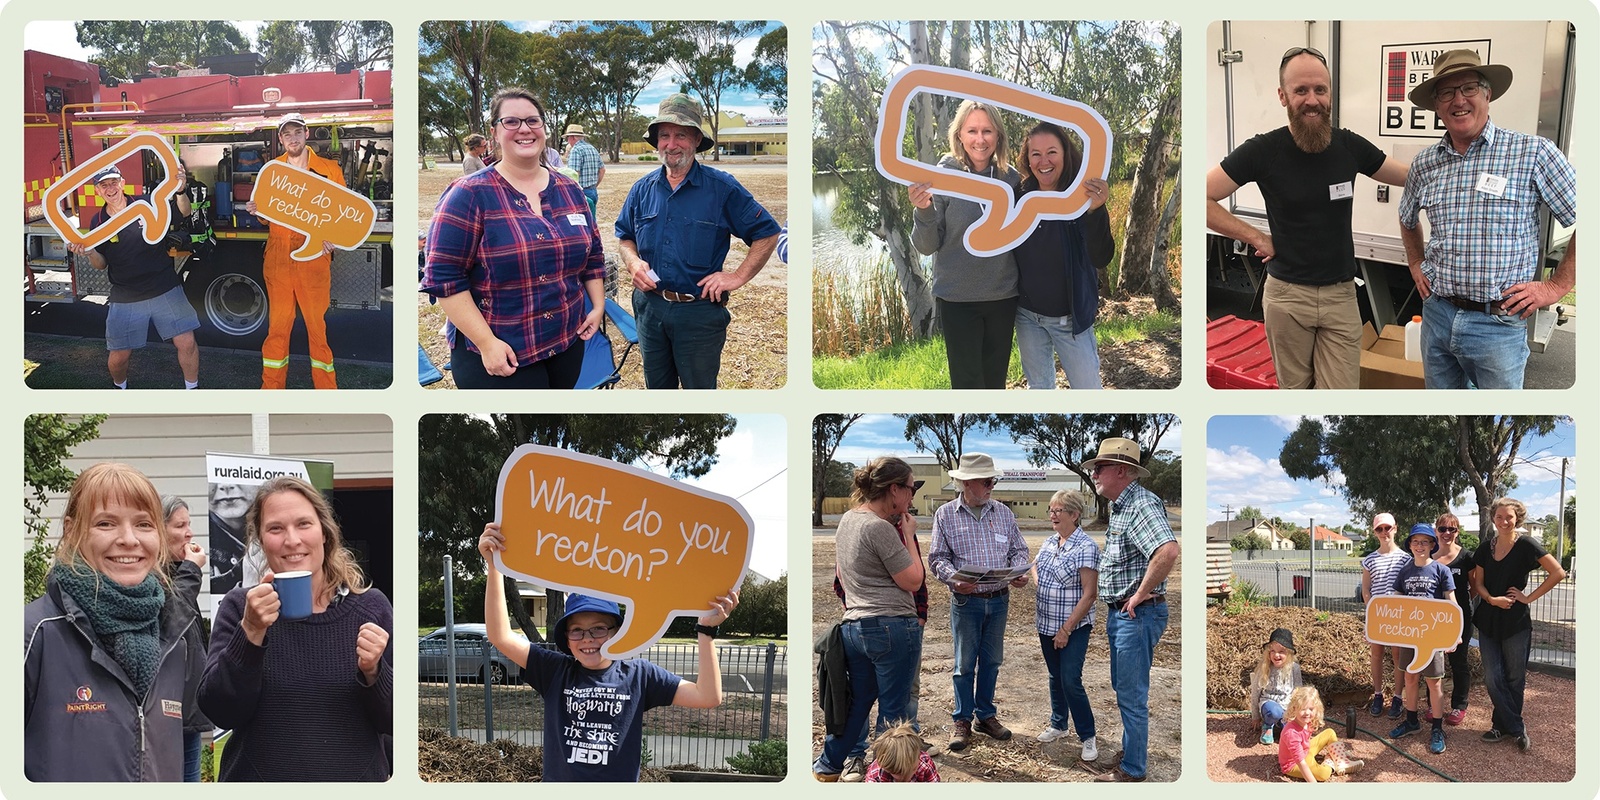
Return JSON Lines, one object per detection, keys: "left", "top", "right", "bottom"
{"left": 1436, "top": 526, "right": 1459, "bottom": 533}
{"left": 1280, "top": 46, "right": 1327, "bottom": 67}
{"left": 1433, "top": 82, "right": 1486, "bottom": 103}
{"left": 566, "top": 625, "right": 614, "bottom": 641}
{"left": 497, "top": 116, "right": 546, "bottom": 131}
{"left": 1048, "top": 507, "right": 1069, "bottom": 515}
{"left": 1090, "top": 464, "right": 1112, "bottom": 476}
{"left": 977, "top": 478, "right": 997, "bottom": 487}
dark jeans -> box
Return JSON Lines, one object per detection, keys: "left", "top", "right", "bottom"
{"left": 183, "top": 729, "right": 201, "bottom": 782}
{"left": 1480, "top": 627, "right": 1532, "bottom": 735}
{"left": 1448, "top": 613, "right": 1475, "bottom": 710}
{"left": 813, "top": 616, "right": 923, "bottom": 775}
{"left": 938, "top": 297, "right": 1017, "bottom": 388}
{"left": 632, "top": 289, "right": 730, "bottom": 389}
{"left": 1040, "top": 626, "right": 1096, "bottom": 739}
{"left": 450, "top": 340, "right": 583, "bottom": 389}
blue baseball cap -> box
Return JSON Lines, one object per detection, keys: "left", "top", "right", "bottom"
{"left": 91, "top": 165, "right": 123, "bottom": 184}
{"left": 554, "top": 594, "right": 624, "bottom": 655}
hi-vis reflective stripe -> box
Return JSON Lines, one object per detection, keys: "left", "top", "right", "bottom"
{"left": 262, "top": 356, "right": 290, "bottom": 369}
{"left": 311, "top": 359, "right": 336, "bottom": 373}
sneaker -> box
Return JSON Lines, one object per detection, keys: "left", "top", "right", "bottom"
{"left": 1389, "top": 696, "right": 1405, "bottom": 718}
{"left": 1368, "top": 694, "right": 1385, "bottom": 717}
{"left": 1429, "top": 728, "right": 1446, "bottom": 754}
{"left": 1516, "top": 733, "right": 1532, "bottom": 752}
{"left": 814, "top": 771, "right": 840, "bottom": 782}
{"left": 1389, "top": 719, "right": 1421, "bottom": 739}
{"left": 975, "top": 715, "right": 1013, "bottom": 740}
{"left": 1444, "top": 708, "right": 1467, "bottom": 726}
{"left": 840, "top": 756, "right": 866, "bottom": 782}
{"left": 949, "top": 719, "right": 972, "bottom": 752}
{"left": 1480, "top": 728, "right": 1505, "bottom": 743}
{"left": 1260, "top": 726, "right": 1275, "bottom": 746}
{"left": 1081, "top": 736, "right": 1099, "bottom": 762}
{"left": 1334, "top": 758, "right": 1366, "bottom": 776}
{"left": 1037, "top": 726, "right": 1069, "bottom": 744}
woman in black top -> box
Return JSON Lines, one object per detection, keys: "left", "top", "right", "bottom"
{"left": 1469, "top": 497, "right": 1566, "bottom": 750}
{"left": 1430, "top": 512, "right": 1475, "bottom": 725}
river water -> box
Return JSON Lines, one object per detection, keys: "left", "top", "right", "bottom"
{"left": 812, "top": 171, "right": 893, "bottom": 276}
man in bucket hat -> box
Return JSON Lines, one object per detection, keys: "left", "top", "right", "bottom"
{"left": 927, "top": 453, "right": 1031, "bottom": 752}
{"left": 1398, "top": 49, "right": 1578, "bottom": 389}
{"left": 615, "top": 93, "right": 781, "bottom": 389}
{"left": 563, "top": 124, "right": 605, "bottom": 216}
{"left": 1083, "top": 437, "right": 1177, "bottom": 782}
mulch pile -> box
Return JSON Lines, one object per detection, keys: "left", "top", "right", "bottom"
{"left": 1205, "top": 605, "right": 1480, "bottom": 710}
{"left": 418, "top": 728, "right": 669, "bottom": 782}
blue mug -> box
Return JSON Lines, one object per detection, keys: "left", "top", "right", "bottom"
{"left": 274, "top": 570, "right": 314, "bottom": 620}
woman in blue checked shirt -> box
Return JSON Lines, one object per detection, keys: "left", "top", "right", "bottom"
{"left": 1032, "top": 489, "right": 1100, "bottom": 762}
{"left": 423, "top": 88, "right": 605, "bottom": 389}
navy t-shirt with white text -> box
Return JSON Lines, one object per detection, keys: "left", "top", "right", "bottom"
{"left": 523, "top": 645, "right": 682, "bottom": 781}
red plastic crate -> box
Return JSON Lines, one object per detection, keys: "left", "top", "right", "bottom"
{"left": 1207, "top": 315, "right": 1278, "bottom": 389}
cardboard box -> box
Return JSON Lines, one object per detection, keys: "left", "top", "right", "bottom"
{"left": 1360, "top": 324, "right": 1424, "bottom": 389}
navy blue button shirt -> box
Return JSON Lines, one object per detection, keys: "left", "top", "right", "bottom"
{"left": 614, "top": 161, "right": 780, "bottom": 295}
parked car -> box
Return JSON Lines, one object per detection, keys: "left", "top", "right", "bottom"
{"left": 417, "top": 624, "right": 528, "bottom": 685}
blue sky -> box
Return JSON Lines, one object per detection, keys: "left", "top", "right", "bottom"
{"left": 670, "top": 414, "right": 786, "bottom": 581}
{"left": 832, "top": 414, "right": 1182, "bottom": 473}
{"left": 511, "top": 21, "right": 783, "bottom": 119}
{"left": 1207, "top": 416, "right": 1577, "bottom": 529}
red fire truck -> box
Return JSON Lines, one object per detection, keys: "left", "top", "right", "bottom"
{"left": 23, "top": 49, "right": 394, "bottom": 347}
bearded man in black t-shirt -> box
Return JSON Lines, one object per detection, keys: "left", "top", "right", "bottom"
{"left": 1205, "top": 47, "right": 1411, "bottom": 389}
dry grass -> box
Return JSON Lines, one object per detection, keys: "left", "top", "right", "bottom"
{"left": 417, "top": 159, "right": 787, "bottom": 389}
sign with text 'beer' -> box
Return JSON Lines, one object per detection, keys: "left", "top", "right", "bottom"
{"left": 1364, "top": 595, "right": 1463, "bottom": 672}
{"left": 1378, "top": 39, "right": 1491, "bottom": 138}
{"left": 875, "top": 65, "right": 1112, "bottom": 257}
{"left": 248, "top": 161, "right": 376, "bottom": 260}
{"left": 42, "top": 132, "right": 182, "bottom": 248}
{"left": 495, "top": 445, "right": 752, "bottom": 659}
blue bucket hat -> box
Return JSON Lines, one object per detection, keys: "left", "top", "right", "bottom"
{"left": 1405, "top": 523, "right": 1439, "bottom": 556}
{"left": 554, "top": 594, "right": 624, "bottom": 655}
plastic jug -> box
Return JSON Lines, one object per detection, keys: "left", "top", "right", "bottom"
{"left": 1404, "top": 315, "right": 1423, "bottom": 362}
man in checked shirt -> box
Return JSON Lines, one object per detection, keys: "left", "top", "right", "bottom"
{"left": 928, "top": 453, "right": 1030, "bottom": 752}
{"left": 1084, "top": 437, "right": 1177, "bottom": 783}
{"left": 1399, "top": 50, "right": 1577, "bottom": 389}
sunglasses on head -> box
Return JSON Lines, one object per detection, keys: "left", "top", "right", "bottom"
{"left": 1281, "top": 46, "right": 1327, "bottom": 67}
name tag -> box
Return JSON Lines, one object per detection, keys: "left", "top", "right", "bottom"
{"left": 1329, "top": 181, "right": 1354, "bottom": 201}
{"left": 993, "top": 533, "right": 1009, "bottom": 545}
{"left": 1476, "top": 173, "right": 1507, "bottom": 197}
{"left": 566, "top": 213, "right": 588, "bottom": 226}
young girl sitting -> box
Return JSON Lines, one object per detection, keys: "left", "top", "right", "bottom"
{"left": 1279, "top": 686, "right": 1363, "bottom": 782}
{"left": 1248, "top": 628, "right": 1303, "bottom": 745}
{"left": 864, "top": 722, "right": 940, "bottom": 782}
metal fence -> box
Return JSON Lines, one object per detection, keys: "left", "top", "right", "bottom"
{"left": 1229, "top": 552, "right": 1576, "bottom": 669}
{"left": 419, "top": 638, "right": 788, "bottom": 770}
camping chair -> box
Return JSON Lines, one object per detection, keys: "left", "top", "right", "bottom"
{"left": 575, "top": 295, "right": 638, "bottom": 390}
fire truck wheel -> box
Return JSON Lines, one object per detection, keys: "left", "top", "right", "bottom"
{"left": 186, "top": 262, "right": 268, "bottom": 340}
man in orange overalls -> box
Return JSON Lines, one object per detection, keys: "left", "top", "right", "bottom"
{"left": 245, "top": 112, "right": 343, "bottom": 388}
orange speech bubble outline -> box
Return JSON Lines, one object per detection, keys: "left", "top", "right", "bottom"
{"left": 248, "top": 161, "right": 377, "bottom": 261}
{"left": 41, "top": 131, "right": 182, "bottom": 249}
{"left": 494, "top": 444, "right": 753, "bottom": 659}
{"left": 1364, "top": 595, "right": 1463, "bottom": 673}
{"left": 875, "top": 64, "right": 1113, "bottom": 258}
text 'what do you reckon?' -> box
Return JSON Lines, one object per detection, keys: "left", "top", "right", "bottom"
{"left": 494, "top": 445, "right": 753, "bottom": 659}
{"left": 1364, "top": 596, "right": 1463, "bottom": 672}
{"left": 249, "top": 160, "right": 377, "bottom": 260}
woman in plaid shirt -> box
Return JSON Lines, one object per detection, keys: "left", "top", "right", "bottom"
{"left": 424, "top": 88, "right": 605, "bottom": 389}
{"left": 1032, "top": 489, "right": 1100, "bottom": 762}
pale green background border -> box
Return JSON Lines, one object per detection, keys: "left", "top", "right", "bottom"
{"left": 1, "top": 0, "right": 1593, "bottom": 795}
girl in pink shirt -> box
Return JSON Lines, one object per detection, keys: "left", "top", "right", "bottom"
{"left": 1278, "top": 687, "right": 1363, "bottom": 782}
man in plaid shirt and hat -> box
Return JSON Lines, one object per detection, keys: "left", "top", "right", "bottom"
{"left": 1085, "top": 437, "right": 1177, "bottom": 782}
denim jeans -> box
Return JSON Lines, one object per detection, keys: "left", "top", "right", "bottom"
{"left": 813, "top": 616, "right": 924, "bottom": 775}
{"left": 1259, "top": 699, "right": 1285, "bottom": 731}
{"left": 1039, "top": 626, "right": 1096, "bottom": 738}
{"left": 1015, "top": 307, "right": 1103, "bottom": 389}
{"left": 950, "top": 592, "right": 1009, "bottom": 722}
{"left": 632, "top": 289, "right": 731, "bottom": 389}
{"left": 183, "top": 729, "right": 202, "bottom": 782}
{"left": 1479, "top": 627, "right": 1532, "bottom": 736}
{"left": 582, "top": 187, "right": 599, "bottom": 216}
{"left": 1421, "top": 294, "right": 1529, "bottom": 389}
{"left": 1106, "top": 602, "right": 1168, "bottom": 778}
{"left": 849, "top": 630, "right": 924, "bottom": 758}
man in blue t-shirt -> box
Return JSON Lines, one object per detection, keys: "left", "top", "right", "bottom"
{"left": 1205, "top": 47, "right": 1410, "bottom": 389}
{"left": 1387, "top": 524, "right": 1457, "bottom": 754}
{"left": 65, "top": 164, "right": 201, "bottom": 389}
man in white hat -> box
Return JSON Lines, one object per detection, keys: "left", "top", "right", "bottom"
{"left": 563, "top": 124, "right": 605, "bottom": 216}
{"left": 615, "top": 93, "right": 780, "bottom": 389}
{"left": 66, "top": 162, "right": 201, "bottom": 388}
{"left": 245, "top": 111, "right": 346, "bottom": 389}
{"left": 927, "top": 453, "right": 1030, "bottom": 751}
{"left": 1206, "top": 46, "right": 1410, "bottom": 389}
{"left": 1083, "top": 437, "right": 1177, "bottom": 782}
{"left": 1398, "top": 49, "right": 1577, "bottom": 389}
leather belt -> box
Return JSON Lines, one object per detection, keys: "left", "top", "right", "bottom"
{"left": 968, "top": 588, "right": 1009, "bottom": 600}
{"left": 653, "top": 289, "right": 700, "bottom": 303}
{"left": 1438, "top": 295, "right": 1510, "bottom": 316}
{"left": 1107, "top": 594, "right": 1165, "bottom": 611}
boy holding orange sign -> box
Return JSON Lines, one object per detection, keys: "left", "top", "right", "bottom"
{"left": 1386, "top": 524, "right": 1457, "bottom": 754}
